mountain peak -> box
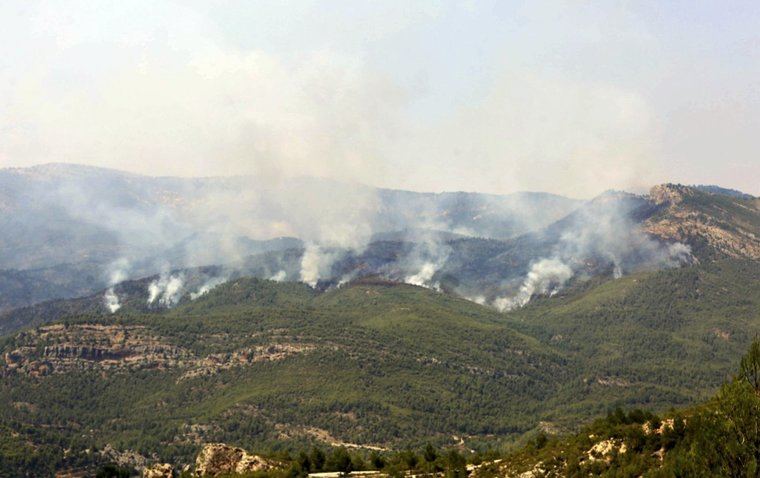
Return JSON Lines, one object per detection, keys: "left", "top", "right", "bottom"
{"left": 644, "top": 183, "right": 760, "bottom": 260}
{"left": 648, "top": 183, "right": 695, "bottom": 206}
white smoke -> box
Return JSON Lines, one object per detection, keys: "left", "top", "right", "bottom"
{"left": 104, "top": 288, "right": 121, "bottom": 313}
{"left": 103, "top": 258, "right": 130, "bottom": 313}
{"left": 147, "top": 272, "right": 185, "bottom": 307}
{"left": 493, "top": 258, "right": 573, "bottom": 311}
{"left": 269, "top": 270, "right": 287, "bottom": 282}
{"left": 147, "top": 281, "right": 161, "bottom": 304}
{"left": 400, "top": 228, "right": 452, "bottom": 290}
{"left": 190, "top": 276, "right": 228, "bottom": 300}
{"left": 666, "top": 242, "right": 692, "bottom": 265}
{"left": 300, "top": 244, "right": 342, "bottom": 287}
{"left": 246, "top": 180, "right": 376, "bottom": 288}
{"left": 493, "top": 194, "right": 693, "bottom": 311}
{"left": 405, "top": 262, "right": 441, "bottom": 290}
{"left": 336, "top": 269, "right": 361, "bottom": 287}
{"left": 613, "top": 263, "right": 623, "bottom": 279}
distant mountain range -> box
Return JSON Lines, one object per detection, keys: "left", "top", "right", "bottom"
{"left": 1, "top": 164, "right": 758, "bottom": 327}
{"left": 0, "top": 163, "right": 580, "bottom": 312}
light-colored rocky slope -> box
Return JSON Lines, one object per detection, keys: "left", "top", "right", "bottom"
{"left": 645, "top": 184, "right": 760, "bottom": 259}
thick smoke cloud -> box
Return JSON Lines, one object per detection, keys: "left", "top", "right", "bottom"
{"left": 492, "top": 194, "right": 693, "bottom": 311}
{"left": 300, "top": 244, "right": 338, "bottom": 287}
{"left": 147, "top": 273, "right": 185, "bottom": 307}
{"left": 493, "top": 258, "right": 573, "bottom": 311}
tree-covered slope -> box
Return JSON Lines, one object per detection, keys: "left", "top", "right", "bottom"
{"left": 0, "top": 278, "right": 564, "bottom": 474}
{"left": 1, "top": 255, "right": 759, "bottom": 474}
{"left": 505, "top": 259, "right": 760, "bottom": 424}
{"left": 475, "top": 340, "right": 760, "bottom": 477}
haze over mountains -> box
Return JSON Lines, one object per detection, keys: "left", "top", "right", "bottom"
{"left": 2, "top": 163, "right": 758, "bottom": 321}
{"left": 3, "top": 1, "right": 760, "bottom": 474}
{"left": 1, "top": 163, "right": 759, "bottom": 475}
{"left": 1, "top": 163, "right": 581, "bottom": 312}
{"left": 0, "top": 190, "right": 758, "bottom": 475}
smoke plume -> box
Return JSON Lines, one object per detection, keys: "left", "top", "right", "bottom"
{"left": 493, "top": 258, "right": 573, "bottom": 312}
{"left": 402, "top": 243, "right": 451, "bottom": 291}
{"left": 190, "top": 276, "right": 228, "bottom": 300}
{"left": 269, "top": 270, "right": 287, "bottom": 282}
{"left": 147, "top": 273, "right": 186, "bottom": 307}
{"left": 492, "top": 193, "right": 693, "bottom": 311}
{"left": 102, "top": 258, "right": 130, "bottom": 313}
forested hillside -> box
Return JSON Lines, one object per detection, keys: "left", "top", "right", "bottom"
{"left": 0, "top": 278, "right": 563, "bottom": 474}
{"left": 1, "top": 255, "right": 759, "bottom": 474}
{"left": 474, "top": 340, "right": 760, "bottom": 477}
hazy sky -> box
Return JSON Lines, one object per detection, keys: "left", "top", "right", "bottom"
{"left": 1, "top": 1, "right": 758, "bottom": 197}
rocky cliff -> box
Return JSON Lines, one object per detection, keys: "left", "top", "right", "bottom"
{"left": 194, "top": 443, "right": 279, "bottom": 477}
{"left": 645, "top": 184, "right": 760, "bottom": 259}
{"left": 2, "top": 323, "right": 317, "bottom": 378}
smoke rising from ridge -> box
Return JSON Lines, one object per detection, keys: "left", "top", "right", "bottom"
{"left": 401, "top": 231, "right": 453, "bottom": 291}
{"left": 190, "top": 276, "right": 228, "bottom": 300}
{"left": 103, "top": 258, "right": 130, "bottom": 313}
{"left": 492, "top": 193, "right": 693, "bottom": 311}
{"left": 270, "top": 270, "right": 288, "bottom": 282}
{"left": 147, "top": 272, "right": 185, "bottom": 307}
{"left": 2, "top": 162, "right": 704, "bottom": 316}
{"left": 493, "top": 258, "right": 573, "bottom": 311}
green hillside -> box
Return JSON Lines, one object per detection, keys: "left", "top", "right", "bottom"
{"left": 0, "top": 278, "right": 564, "bottom": 474}
{"left": 506, "top": 259, "right": 760, "bottom": 424}
{"left": 1, "top": 258, "right": 759, "bottom": 474}
{"left": 474, "top": 339, "right": 760, "bottom": 477}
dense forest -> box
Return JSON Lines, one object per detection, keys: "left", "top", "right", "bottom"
{"left": 1, "top": 256, "right": 759, "bottom": 475}
{"left": 23, "top": 338, "right": 760, "bottom": 476}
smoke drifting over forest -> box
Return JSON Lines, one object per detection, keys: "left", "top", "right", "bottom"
{"left": 0, "top": 163, "right": 696, "bottom": 314}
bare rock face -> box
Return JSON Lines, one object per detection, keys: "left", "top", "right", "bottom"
{"left": 100, "top": 443, "right": 149, "bottom": 470}
{"left": 1, "top": 323, "right": 316, "bottom": 378}
{"left": 649, "top": 184, "right": 691, "bottom": 206}
{"left": 645, "top": 184, "right": 760, "bottom": 260}
{"left": 1, "top": 324, "right": 191, "bottom": 377}
{"left": 143, "top": 463, "right": 174, "bottom": 478}
{"left": 194, "top": 443, "right": 276, "bottom": 477}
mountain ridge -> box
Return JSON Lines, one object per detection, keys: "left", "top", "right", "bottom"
{"left": 2, "top": 182, "right": 758, "bottom": 334}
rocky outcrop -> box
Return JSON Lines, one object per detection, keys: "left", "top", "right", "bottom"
{"left": 2, "top": 324, "right": 191, "bottom": 376}
{"left": 179, "top": 343, "right": 317, "bottom": 380}
{"left": 194, "top": 443, "right": 277, "bottom": 477}
{"left": 99, "top": 444, "right": 149, "bottom": 471}
{"left": 143, "top": 463, "right": 174, "bottom": 478}
{"left": 2, "top": 324, "right": 317, "bottom": 377}
{"left": 645, "top": 184, "right": 760, "bottom": 259}
{"left": 649, "top": 184, "right": 693, "bottom": 206}
{"left": 585, "top": 438, "right": 627, "bottom": 463}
